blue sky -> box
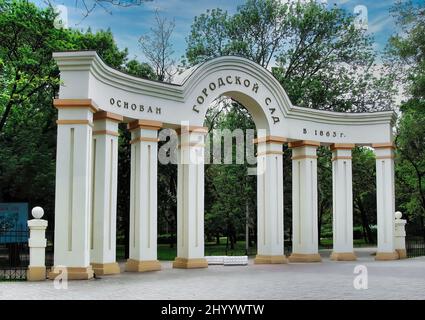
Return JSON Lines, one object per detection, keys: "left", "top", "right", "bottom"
{"left": 31, "top": 0, "right": 418, "bottom": 63}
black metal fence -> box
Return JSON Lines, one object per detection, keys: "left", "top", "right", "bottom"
{"left": 45, "top": 230, "right": 54, "bottom": 268}
{"left": 0, "top": 229, "right": 29, "bottom": 281}
{"left": 406, "top": 238, "right": 425, "bottom": 258}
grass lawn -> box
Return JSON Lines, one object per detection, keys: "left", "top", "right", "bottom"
{"left": 319, "top": 238, "right": 375, "bottom": 247}
{"left": 116, "top": 237, "right": 376, "bottom": 261}
{"left": 117, "top": 238, "right": 256, "bottom": 261}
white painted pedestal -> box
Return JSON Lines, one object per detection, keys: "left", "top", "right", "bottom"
{"left": 27, "top": 208, "right": 48, "bottom": 281}
{"left": 394, "top": 211, "right": 407, "bottom": 259}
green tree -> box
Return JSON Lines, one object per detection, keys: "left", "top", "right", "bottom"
{"left": 204, "top": 101, "right": 256, "bottom": 250}
{"left": 0, "top": 0, "right": 67, "bottom": 133}
{"left": 396, "top": 111, "right": 425, "bottom": 236}
{"left": 317, "top": 147, "right": 332, "bottom": 245}
{"left": 185, "top": 0, "right": 291, "bottom": 68}
{"left": 185, "top": 0, "right": 397, "bottom": 249}
{"left": 0, "top": 0, "right": 156, "bottom": 229}
{"left": 125, "top": 59, "right": 158, "bottom": 80}
{"left": 185, "top": 0, "right": 395, "bottom": 112}
{"left": 352, "top": 147, "right": 377, "bottom": 243}
{"left": 388, "top": 0, "right": 425, "bottom": 236}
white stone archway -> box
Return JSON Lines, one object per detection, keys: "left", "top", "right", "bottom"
{"left": 48, "top": 51, "right": 398, "bottom": 280}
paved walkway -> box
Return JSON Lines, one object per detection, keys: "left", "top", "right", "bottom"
{"left": 1, "top": 249, "right": 424, "bottom": 300}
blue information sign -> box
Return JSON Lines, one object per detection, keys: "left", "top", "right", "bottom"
{"left": 0, "top": 203, "right": 29, "bottom": 243}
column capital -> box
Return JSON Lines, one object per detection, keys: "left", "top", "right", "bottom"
{"left": 372, "top": 142, "right": 396, "bottom": 150}
{"left": 130, "top": 136, "right": 160, "bottom": 144}
{"left": 373, "top": 143, "right": 395, "bottom": 160}
{"left": 56, "top": 119, "right": 93, "bottom": 126}
{"left": 53, "top": 99, "right": 99, "bottom": 113}
{"left": 93, "top": 111, "right": 123, "bottom": 123}
{"left": 176, "top": 126, "right": 208, "bottom": 135}
{"left": 288, "top": 140, "right": 320, "bottom": 149}
{"left": 330, "top": 143, "right": 355, "bottom": 151}
{"left": 253, "top": 135, "right": 287, "bottom": 145}
{"left": 128, "top": 119, "right": 163, "bottom": 131}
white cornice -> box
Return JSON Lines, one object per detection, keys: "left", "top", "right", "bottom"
{"left": 53, "top": 51, "right": 397, "bottom": 127}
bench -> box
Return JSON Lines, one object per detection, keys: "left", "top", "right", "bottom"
{"left": 205, "top": 256, "right": 248, "bottom": 266}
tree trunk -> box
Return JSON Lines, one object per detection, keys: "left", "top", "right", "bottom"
{"left": 229, "top": 228, "right": 235, "bottom": 250}
{"left": 124, "top": 218, "right": 129, "bottom": 259}
{"left": 225, "top": 235, "right": 229, "bottom": 255}
{"left": 421, "top": 215, "right": 425, "bottom": 242}
{"left": 318, "top": 201, "right": 325, "bottom": 246}
{"left": 248, "top": 228, "right": 254, "bottom": 247}
{"left": 356, "top": 197, "right": 374, "bottom": 244}
{"left": 245, "top": 199, "right": 249, "bottom": 254}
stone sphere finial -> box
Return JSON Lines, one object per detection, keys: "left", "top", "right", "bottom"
{"left": 31, "top": 206, "right": 44, "bottom": 219}
{"left": 395, "top": 211, "right": 402, "bottom": 219}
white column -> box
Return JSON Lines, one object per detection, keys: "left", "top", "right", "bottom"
{"left": 288, "top": 140, "right": 322, "bottom": 262}
{"left": 49, "top": 99, "right": 98, "bottom": 280}
{"left": 126, "top": 120, "right": 162, "bottom": 272}
{"left": 173, "top": 127, "right": 208, "bottom": 269}
{"left": 330, "top": 144, "right": 357, "bottom": 261}
{"left": 373, "top": 143, "right": 398, "bottom": 260}
{"left": 27, "top": 207, "right": 48, "bottom": 281}
{"left": 90, "top": 111, "right": 123, "bottom": 275}
{"left": 254, "top": 136, "right": 287, "bottom": 264}
{"left": 394, "top": 211, "right": 407, "bottom": 259}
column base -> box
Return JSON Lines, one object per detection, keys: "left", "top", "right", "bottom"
{"left": 288, "top": 253, "right": 322, "bottom": 263}
{"left": 27, "top": 266, "right": 46, "bottom": 281}
{"left": 91, "top": 262, "right": 121, "bottom": 275}
{"left": 375, "top": 251, "right": 399, "bottom": 261}
{"left": 172, "top": 257, "right": 208, "bottom": 269}
{"left": 330, "top": 252, "right": 357, "bottom": 261}
{"left": 396, "top": 249, "right": 407, "bottom": 259}
{"left": 125, "top": 259, "right": 161, "bottom": 272}
{"left": 48, "top": 266, "right": 94, "bottom": 280}
{"left": 254, "top": 255, "right": 287, "bottom": 264}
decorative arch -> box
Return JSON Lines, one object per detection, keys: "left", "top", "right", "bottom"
{"left": 53, "top": 51, "right": 395, "bottom": 143}
{"left": 47, "top": 51, "right": 400, "bottom": 280}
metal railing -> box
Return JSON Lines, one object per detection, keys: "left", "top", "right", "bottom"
{"left": 406, "top": 238, "right": 425, "bottom": 258}
{"left": 0, "top": 229, "right": 30, "bottom": 281}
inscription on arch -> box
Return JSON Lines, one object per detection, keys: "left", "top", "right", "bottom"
{"left": 191, "top": 75, "right": 280, "bottom": 125}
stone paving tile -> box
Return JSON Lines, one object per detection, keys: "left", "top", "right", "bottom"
{"left": 1, "top": 251, "right": 424, "bottom": 300}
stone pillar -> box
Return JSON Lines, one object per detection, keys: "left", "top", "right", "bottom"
{"left": 90, "top": 112, "right": 123, "bottom": 275}
{"left": 330, "top": 144, "right": 357, "bottom": 261}
{"left": 49, "top": 99, "right": 98, "bottom": 280}
{"left": 126, "top": 120, "right": 162, "bottom": 272}
{"left": 373, "top": 143, "right": 398, "bottom": 260}
{"left": 173, "top": 126, "right": 208, "bottom": 269}
{"left": 254, "top": 136, "right": 287, "bottom": 264}
{"left": 27, "top": 207, "right": 48, "bottom": 281}
{"left": 394, "top": 211, "right": 407, "bottom": 259}
{"left": 288, "top": 140, "right": 321, "bottom": 262}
